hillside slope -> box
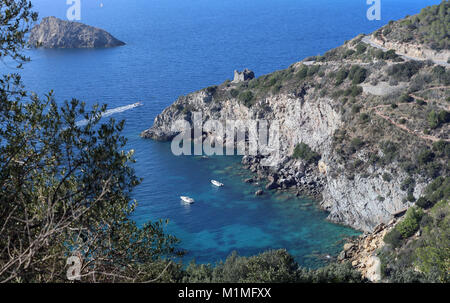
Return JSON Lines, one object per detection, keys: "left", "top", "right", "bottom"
{"left": 369, "top": 1, "right": 449, "bottom": 65}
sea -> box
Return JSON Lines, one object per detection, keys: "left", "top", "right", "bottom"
{"left": 5, "top": 0, "right": 440, "bottom": 267}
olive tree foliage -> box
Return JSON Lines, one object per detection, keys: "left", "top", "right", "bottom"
{"left": 0, "top": 0, "right": 37, "bottom": 66}
{"left": 0, "top": 1, "right": 181, "bottom": 283}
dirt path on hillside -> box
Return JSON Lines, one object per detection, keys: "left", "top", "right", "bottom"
{"left": 367, "top": 86, "right": 450, "bottom": 142}
{"left": 361, "top": 36, "right": 450, "bottom": 68}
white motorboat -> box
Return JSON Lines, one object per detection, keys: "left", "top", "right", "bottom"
{"left": 180, "top": 196, "right": 195, "bottom": 204}
{"left": 211, "top": 180, "right": 224, "bottom": 187}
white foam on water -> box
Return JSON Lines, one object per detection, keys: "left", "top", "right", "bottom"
{"left": 76, "top": 102, "right": 143, "bottom": 126}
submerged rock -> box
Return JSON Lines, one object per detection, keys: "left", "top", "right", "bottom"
{"left": 28, "top": 16, "right": 125, "bottom": 48}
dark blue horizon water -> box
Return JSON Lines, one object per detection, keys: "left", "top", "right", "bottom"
{"left": 6, "top": 0, "right": 440, "bottom": 267}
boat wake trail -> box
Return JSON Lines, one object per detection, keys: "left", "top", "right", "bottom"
{"left": 76, "top": 102, "right": 143, "bottom": 126}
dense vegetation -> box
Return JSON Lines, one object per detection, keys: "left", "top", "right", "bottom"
{"left": 181, "top": 250, "right": 363, "bottom": 283}
{"left": 378, "top": 1, "right": 449, "bottom": 50}
{"left": 381, "top": 177, "right": 449, "bottom": 282}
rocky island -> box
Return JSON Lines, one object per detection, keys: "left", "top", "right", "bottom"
{"left": 142, "top": 2, "right": 449, "bottom": 281}
{"left": 28, "top": 16, "right": 125, "bottom": 48}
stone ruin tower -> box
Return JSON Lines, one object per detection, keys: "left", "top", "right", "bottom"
{"left": 232, "top": 68, "right": 255, "bottom": 83}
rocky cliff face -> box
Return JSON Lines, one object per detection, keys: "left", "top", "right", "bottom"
{"left": 141, "top": 68, "right": 433, "bottom": 232}
{"left": 28, "top": 17, "right": 125, "bottom": 48}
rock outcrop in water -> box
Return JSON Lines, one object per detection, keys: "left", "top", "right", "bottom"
{"left": 28, "top": 17, "right": 125, "bottom": 48}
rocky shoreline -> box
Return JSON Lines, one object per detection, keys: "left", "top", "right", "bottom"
{"left": 337, "top": 221, "right": 397, "bottom": 282}
{"left": 241, "top": 155, "right": 325, "bottom": 201}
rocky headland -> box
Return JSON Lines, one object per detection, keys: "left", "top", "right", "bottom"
{"left": 141, "top": 2, "right": 449, "bottom": 281}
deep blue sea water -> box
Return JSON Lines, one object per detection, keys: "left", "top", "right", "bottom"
{"left": 5, "top": 0, "right": 440, "bottom": 267}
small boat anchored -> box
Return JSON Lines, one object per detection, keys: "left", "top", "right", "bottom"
{"left": 211, "top": 180, "right": 224, "bottom": 187}
{"left": 180, "top": 196, "right": 195, "bottom": 204}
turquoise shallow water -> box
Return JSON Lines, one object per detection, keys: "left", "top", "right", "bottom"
{"left": 11, "top": 0, "right": 440, "bottom": 267}
{"left": 131, "top": 142, "right": 360, "bottom": 267}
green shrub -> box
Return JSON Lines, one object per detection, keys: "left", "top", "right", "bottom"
{"left": 401, "top": 176, "right": 416, "bottom": 193}
{"left": 344, "top": 49, "right": 355, "bottom": 58}
{"left": 416, "top": 197, "right": 432, "bottom": 209}
{"left": 350, "top": 85, "right": 363, "bottom": 97}
{"left": 335, "top": 69, "right": 348, "bottom": 86}
{"left": 297, "top": 262, "right": 364, "bottom": 283}
{"left": 351, "top": 104, "right": 362, "bottom": 114}
{"left": 296, "top": 65, "right": 309, "bottom": 80}
{"left": 416, "top": 99, "right": 426, "bottom": 106}
{"left": 423, "top": 177, "right": 449, "bottom": 205}
{"left": 381, "top": 141, "right": 398, "bottom": 162}
{"left": 382, "top": 172, "right": 393, "bottom": 182}
{"left": 407, "top": 192, "right": 416, "bottom": 202}
{"left": 417, "top": 149, "right": 435, "bottom": 165}
{"left": 206, "top": 85, "right": 218, "bottom": 94}
{"left": 307, "top": 65, "right": 320, "bottom": 77}
{"left": 230, "top": 89, "right": 239, "bottom": 98}
{"left": 238, "top": 91, "right": 254, "bottom": 107}
{"left": 438, "top": 110, "right": 450, "bottom": 124}
{"left": 387, "top": 61, "right": 423, "bottom": 81}
{"left": 396, "top": 207, "right": 424, "bottom": 239}
{"left": 432, "top": 140, "right": 450, "bottom": 158}
{"left": 350, "top": 137, "right": 364, "bottom": 152}
{"left": 400, "top": 94, "right": 414, "bottom": 103}
{"left": 359, "top": 113, "right": 370, "bottom": 123}
{"left": 272, "top": 83, "right": 282, "bottom": 94}
{"left": 428, "top": 110, "right": 449, "bottom": 129}
{"left": 349, "top": 66, "right": 367, "bottom": 84}
{"left": 293, "top": 143, "right": 321, "bottom": 164}
{"left": 383, "top": 49, "right": 398, "bottom": 60}
{"left": 355, "top": 43, "right": 367, "bottom": 54}
{"left": 384, "top": 228, "right": 403, "bottom": 247}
